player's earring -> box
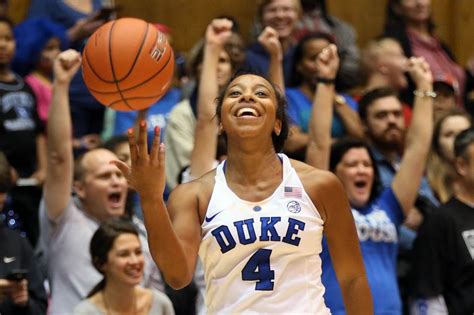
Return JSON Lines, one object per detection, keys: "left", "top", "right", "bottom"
{"left": 273, "top": 126, "right": 281, "bottom": 137}
{"left": 274, "top": 120, "right": 282, "bottom": 136}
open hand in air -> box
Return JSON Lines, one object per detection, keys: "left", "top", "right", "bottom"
{"left": 111, "top": 121, "right": 166, "bottom": 199}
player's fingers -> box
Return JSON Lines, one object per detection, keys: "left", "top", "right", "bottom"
{"left": 128, "top": 128, "right": 139, "bottom": 164}
{"left": 158, "top": 143, "right": 166, "bottom": 169}
{"left": 150, "top": 126, "right": 161, "bottom": 164}
{"left": 137, "top": 120, "right": 148, "bottom": 159}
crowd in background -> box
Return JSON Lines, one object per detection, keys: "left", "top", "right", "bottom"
{"left": 0, "top": 0, "right": 473, "bottom": 314}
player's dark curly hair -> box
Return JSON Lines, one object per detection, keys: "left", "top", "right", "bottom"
{"left": 215, "top": 71, "right": 289, "bottom": 153}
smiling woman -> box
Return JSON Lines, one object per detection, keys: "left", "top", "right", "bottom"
{"left": 73, "top": 218, "right": 174, "bottom": 315}
{"left": 244, "top": 0, "right": 301, "bottom": 85}
{"left": 113, "top": 66, "right": 374, "bottom": 313}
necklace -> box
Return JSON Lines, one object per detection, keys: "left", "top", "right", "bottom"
{"left": 102, "top": 288, "right": 138, "bottom": 315}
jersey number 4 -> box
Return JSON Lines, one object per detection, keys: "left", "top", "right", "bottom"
{"left": 241, "top": 249, "right": 275, "bottom": 290}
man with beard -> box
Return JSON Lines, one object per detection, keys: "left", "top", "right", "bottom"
{"left": 358, "top": 87, "right": 437, "bottom": 207}
{"left": 358, "top": 86, "right": 438, "bottom": 312}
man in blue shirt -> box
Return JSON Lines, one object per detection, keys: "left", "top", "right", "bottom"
{"left": 358, "top": 87, "right": 439, "bottom": 210}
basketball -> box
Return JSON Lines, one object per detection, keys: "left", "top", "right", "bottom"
{"left": 82, "top": 18, "right": 174, "bottom": 111}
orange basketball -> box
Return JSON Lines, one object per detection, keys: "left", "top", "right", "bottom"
{"left": 82, "top": 18, "right": 174, "bottom": 111}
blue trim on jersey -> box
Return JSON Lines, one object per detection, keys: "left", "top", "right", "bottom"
{"left": 321, "top": 187, "right": 403, "bottom": 314}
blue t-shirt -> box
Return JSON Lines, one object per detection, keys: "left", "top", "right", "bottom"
{"left": 285, "top": 88, "right": 358, "bottom": 138}
{"left": 321, "top": 188, "right": 404, "bottom": 315}
{"left": 113, "top": 88, "right": 181, "bottom": 143}
{"left": 244, "top": 42, "right": 295, "bottom": 86}
{"left": 28, "top": 0, "right": 104, "bottom": 110}
{"left": 28, "top": 0, "right": 102, "bottom": 29}
{"left": 370, "top": 147, "right": 439, "bottom": 207}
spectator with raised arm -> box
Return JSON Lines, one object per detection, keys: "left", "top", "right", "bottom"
{"left": 164, "top": 20, "right": 236, "bottom": 190}
{"left": 38, "top": 49, "right": 163, "bottom": 315}
{"left": 245, "top": 0, "right": 300, "bottom": 85}
{"left": 306, "top": 46, "right": 435, "bottom": 313}
{"left": 28, "top": 0, "right": 116, "bottom": 155}
{"left": 293, "top": 0, "right": 361, "bottom": 91}
{"left": 285, "top": 33, "right": 363, "bottom": 160}
{"left": 384, "top": 0, "right": 466, "bottom": 106}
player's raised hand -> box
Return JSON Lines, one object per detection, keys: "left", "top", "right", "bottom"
{"left": 54, "top": 49, "right": 82, "bottom": 84}
{"left": 258, "top": 26, "right": 282, "bottom": 59}
{"left": 111, "top": 121, "right": 166, "bottom": 199}
{"left": 316, "top": 44, "right": 339, "bottom": 81}
{"left": 206, "top": 18, "right": 233, "bottom": 48}
{"left": 407, "top": 56, "right": 433, "bottom": 91}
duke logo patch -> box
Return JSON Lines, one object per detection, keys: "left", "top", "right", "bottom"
{"left": 287, "top": 201, "right": 301, "bottom": 213}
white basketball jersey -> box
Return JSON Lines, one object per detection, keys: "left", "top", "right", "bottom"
{"left": 199, "top": 154, "right": 330, "bottom": 314}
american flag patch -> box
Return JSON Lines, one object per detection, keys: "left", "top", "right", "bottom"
{"left": 284, "top": 186, "right": 302, "bottom": 198}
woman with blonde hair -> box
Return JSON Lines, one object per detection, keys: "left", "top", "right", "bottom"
{"left": 427, "top": 109, "right": 472, "bottom": 203}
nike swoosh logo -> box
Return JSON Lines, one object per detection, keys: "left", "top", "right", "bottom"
{"left": 3, "top": 257, "right": 16, "bottom": 263}
{"left": 205, "top": 211, "right": 222, "bottom": 223}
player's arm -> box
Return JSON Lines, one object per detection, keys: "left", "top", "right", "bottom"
{"left": 44, "top": 50, "right": 81, "bottom": 220}
{"left": 190, "top": 19, "right": 232, "bottom": 179}
{"left": 392, "top": 57, "right": 433, "bottom": 215}
{"left": 113, "top": 122, "right": 201, "bottom": 289}
{"left": 310, "top": 170, "right": 373, "bottom": 314}
{"left": 141, "top": 181, "right": 202, "bottom": 289}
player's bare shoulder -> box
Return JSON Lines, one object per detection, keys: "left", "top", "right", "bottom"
{"left": 289, "top": 158, "right": 344, "bottom": 222}
{"left": 168, "top": 169, "right": 216, "bottom": 222}
{"left": 170, "top": 169, "right": 216, "bottom": 199}
{"left": 290, "top": 158, "right": 340, "bottom": 190}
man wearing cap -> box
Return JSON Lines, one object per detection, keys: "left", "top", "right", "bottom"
{"left": 432, "top": 74, "right": 457, "bottom": 119}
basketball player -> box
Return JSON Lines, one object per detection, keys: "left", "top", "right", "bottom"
{"left": 114, "top": 49, "right": 373, "bottom": 314}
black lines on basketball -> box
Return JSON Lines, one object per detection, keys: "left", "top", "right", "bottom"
{"left": 87, "top": 49, "right": 173, "bottom": 95}
{"left": 82, "top": 18, "right": 175, "bottom": 111}
{"left": 107, "top": 93, "right": 166, "bottom": 108}
{"left": 114, "top": 23, "right": 149, "bottom": 83}
{"left": 84, "top": 32, "right": 115, "bottom": 84}
{"left": 108, "top": 21, "right": 133, "bottom": 110}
